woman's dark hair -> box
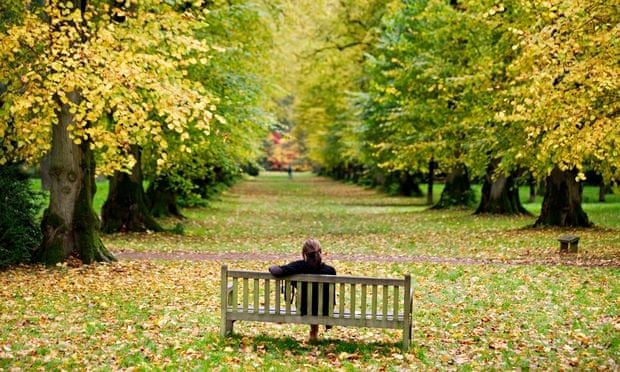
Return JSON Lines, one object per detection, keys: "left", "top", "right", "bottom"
{"left": 302, "top": 238, "right": 322, "bottom": 269}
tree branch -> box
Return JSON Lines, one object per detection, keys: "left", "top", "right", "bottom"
{"left": 304, "top": 40, "right": 366, "bottom": 58}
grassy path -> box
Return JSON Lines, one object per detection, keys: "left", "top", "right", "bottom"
{"left": 108, "top": 171, "right": 620, "bottom": 266}
{"left": 115, "top": 250, "right": 620, "bottom": 268}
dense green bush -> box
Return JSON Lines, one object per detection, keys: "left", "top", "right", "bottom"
{"left": 242, "top": 162, "right": 261, "bottom": 177}
{"left": 0, "top": 164, "right": 42, "bottom": 268}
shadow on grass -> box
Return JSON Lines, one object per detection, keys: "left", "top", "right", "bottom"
{"left": 509, "top": 224, "right": 619, "bottom": 233}
{"left": 341, "top": 202, "right": 429, "bottom": 208}
{"left": 226, "top": 333, "right": 402, "bottom": 356}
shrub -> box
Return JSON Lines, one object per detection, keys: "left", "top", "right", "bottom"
{"left": 0, "top": 164, "right": 43, "bottom": 268}
{"left": 242, "top": 162, "right": 261, "bottom": 177}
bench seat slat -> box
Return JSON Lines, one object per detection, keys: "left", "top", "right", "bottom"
{"left": 307, "top": 281, "right": 313, "bottom": 315}
{"left": 226, "top": 306, "right": 405, "bottom": 322}
{"left": 393, "top": 285, "right": 399, "bottom": 318}
{"left": 285, "top": 282, "right": 291, "bottom": 315}
{"left": 243, "top": 278, "right": 249, "bottom": 312}
{"left": 231, "top": 279, "right": 238, "bottom": 313}
{"left": 371, "top": 285, "right": 378, "bottom": 320}
{"left": 275, "top": 279, "right": 281, "bottom": 315}
{"left": 253, "top": 279, "right": 259, "bottom": 312}
{"left": 295, "top": 281, "right": 302, "bottom": 312}
{"left": 361, "top": 284, "right": 367, "bottom": 319}
{"left": 318, "top": 283, "right": 323, "bottom": 317}
{"left": 264, "top": 279, "right": 270, "bottom": 311}
{"left": 338, "top": 283, "right": 345, "bottom": 319}
{"left": 350, "top": 283, "right": 356, "bottom": 319}
{"left": 227, "top": 308, "right": 405, "bottom": 328}
{"left": 232, "top": 314, "right": 405, "bottom": 329}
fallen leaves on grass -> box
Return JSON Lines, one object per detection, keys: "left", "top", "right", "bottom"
{"left": 0, "top": 260, "right": 618, "bottom": 370}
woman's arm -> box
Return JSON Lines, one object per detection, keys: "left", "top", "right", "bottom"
{"left": 269, "top": 265, "right": 284, "bottom": 276}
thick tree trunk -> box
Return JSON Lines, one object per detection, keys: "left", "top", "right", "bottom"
{"left": 35, "top": 92, "right": 115, "bottom": 264}
{"left": 433, "top": 164, "right": 475, "bottom": 209}
{"left": 398, "top": 172, "right": 423, "bottom": 197}
{"left": 147, "top": 176, "right": 183, "bottom": 218}
{"left": 101, "top": 146, "right": 163, "bottom": 233}
{"left": 537, "top": 180, "right": 546, "bottom": 196}
{"left": 475, "top": 166, "right": 529, "bottom": 215}
{"left": 534, "top": 167, "right": 591, "bottom": 227}
{"left": 40, "top": 153, "right": 52, "bottom": 191}
{"left": 427, "top": 159, "right": 435, "bottom": 205}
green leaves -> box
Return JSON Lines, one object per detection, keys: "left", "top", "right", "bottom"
{"left": 285, "top": 0, "right": 619, "bottom": 187}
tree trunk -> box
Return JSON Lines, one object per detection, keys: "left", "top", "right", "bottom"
{"left": 534, "top": 167, "right": 591, "bottom": 227}
{"left": 146, "top": 176, "right": 183, "bottom": 218}
{"left": 398, "top": 172, "right": 423, "bottom": 197}
{"left": 40, "top": 153, "right": 52, "bottom": 191}
{"left": 528, "top": 175, "right": 536, "bottom": 203}
{"left": 537, "top": 180, "right": 546, "bottom": 196}
{"left": 35, "top": 91, "right": 115, "bottom": 265}
{"left": 101, "top": 146, "right": 163, "bottom": 233}
{"left": 475, "top": 165, "right": 529, "bottom": 215}
{"left": 599, "top": 182, "right": 606, "bottom": 202}
{"left": 433, "top": 164, "right": 475, "bottom": 209}
{"left": 427, "top": 159, "right": 435, "bottom": 205}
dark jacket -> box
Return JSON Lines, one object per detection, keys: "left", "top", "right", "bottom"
{"left": 270, "top": 260, "right": 336, "bottom": 316}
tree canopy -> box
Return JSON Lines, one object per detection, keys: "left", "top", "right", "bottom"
{"left": 284, "top": 0, "right": 618, "bottom": 223}
{"left": 0, "top": 0, "right": 618, "bottom": 264}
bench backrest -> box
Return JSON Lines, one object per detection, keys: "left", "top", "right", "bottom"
{"left": 221, "top": 265, "right": 412, "bottom": 329}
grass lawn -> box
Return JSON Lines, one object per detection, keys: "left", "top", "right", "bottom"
{"left": 104, "top": 172, "right": 620, "bottom": 261}
{"left": 4, "top": 172, "right": 618, "bottom": 369}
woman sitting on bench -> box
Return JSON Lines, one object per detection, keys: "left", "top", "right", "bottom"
{"left": 269, "top": 238, "right": 336, "bottom": 341}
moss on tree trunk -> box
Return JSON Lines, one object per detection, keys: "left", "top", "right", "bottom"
{"left": 534, "top": 167, "right": 591, "bottom": 227}
{"left": 34, "top": 0, "right": 114, "bottom": 265}
{"left": 433, "top": 164, "right": 475, "bottom": 209}
{"left": 101, "top": 146, "right": 162, "bottom": 233}
{"left": 35, "top": 92, "right": 115, "bottom": 264}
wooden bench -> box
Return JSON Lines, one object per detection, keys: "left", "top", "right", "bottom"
{"left": 220, "top": 265, "right": 413, "bottom": 350}
{"left": 558, "top": 235, "right": 580, "bottom": 253}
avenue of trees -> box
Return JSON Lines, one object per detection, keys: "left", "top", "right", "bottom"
{"left": 0, "top": 0, "right": 618, "bottom": 266}
{"left": 288, "top": 0, "right": 619, "bottom": 226}
{"left": 0, "top": 0, "right": 277, "bottom": 265}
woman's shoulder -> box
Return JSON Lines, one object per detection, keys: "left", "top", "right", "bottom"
{"left": 282, "top": 260, "right": 306, "bottom": 269}
{"left": 320, "top": 264, "right": 336, "bottom": 275}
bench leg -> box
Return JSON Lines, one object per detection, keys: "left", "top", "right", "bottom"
{"left": 225, "top": 320, "right": 234, "bottom": 335}
{"left": 402, "top": 326, "right": 411, "bottom": 352}
{"left": 220, "top": 316, "right": 235, "bottom": 337}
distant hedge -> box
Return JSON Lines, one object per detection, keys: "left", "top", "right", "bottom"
{"left": 0, "top": 164, "right": 42, "bottom": 268}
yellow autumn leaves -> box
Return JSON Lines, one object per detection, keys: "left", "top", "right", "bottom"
{"left": 505, "top": 0, "right": 620, "bottom": 180}
{"left": 0, "top": 0, "right": 216, "bottom": 175}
